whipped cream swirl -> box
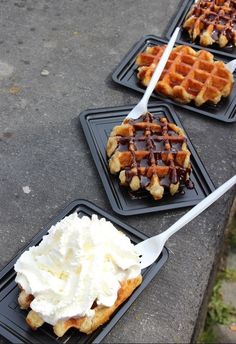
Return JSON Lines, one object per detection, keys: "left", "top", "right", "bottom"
{"left": 14, "top": 213, "right": 141, "bottom": 325}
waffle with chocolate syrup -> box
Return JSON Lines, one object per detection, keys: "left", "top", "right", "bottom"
{"left": 107, "top": 113, "right": 192, "bottom": 201}
{"left": 136, "top": 45, "right": 234, "bottom": 107}
{"left": 183, "top": 0, "right": 236, "bottom": 48}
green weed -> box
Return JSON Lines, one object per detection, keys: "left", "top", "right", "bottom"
{"left": 208, "top": 280, "right": 236, "bottom": 325}
{"left": 199, "top": 326, "right": 218, "bottom": 344}
{"left": 199, "top": 213, "right": 236, "bottom": 343}
{"left": 200, "top": 271, "right": 236, "bottom": 343}
{"left": 219, "top": 268, "right": 236, "bottom": 282}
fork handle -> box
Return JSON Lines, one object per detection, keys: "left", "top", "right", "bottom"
{"left": 140, "top": 27, "right": 180, "bottom": 110}
{"left": 162, "top": 175, "right": 236, "bottom": 241}
{"left": 226, "top": 59, "right": 236, "bottom": 73}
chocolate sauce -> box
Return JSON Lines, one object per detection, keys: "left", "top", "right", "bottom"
{"left": 140, "top": 176, "right": 150, "bottom": 188}
{"left": 154, "top": 141, "right": 165, "bottom": 151}
{"left": 185, "top": 179, "right": 195, "bottom": 189}
{"left": 156, "top": 158, "right": 166, "bottom": 166}
{"left": 135, "top": 140, "right": 147, "bottom": 150}
{"left": 224, "top": 27, "right": 234, "bottom": 42}
{"left": 218, "top": 16, "right": 227, "bottom": 25}
{"left": 125, "top": 169, "right": 134, "bottom": 183}
{"left": 140, "top": 158, "right": 149, "bottom": 167}
{"left": 160, "top": 175, "right": 171, "bottom": 188}
{"left": 231, "top": 0, "right": 236, "bottom": 9}
{"left": 120, "top": 113, "right": 193, "bottom": 195}
{"left": 170, "top": 167, "right": 178, "bottom": 184}
{"left": 128, "top": 189, "right": 150, "bottom": 200}
{"left": 179, "top": 187, "right": 186, "bottom": 195}
{"left": 211, "top": 29, "right": 219, "bottom": 40}
{"left": 118, "top": 142, "right": 129, "bottom": 152}
{"left": 91, "top": 301, "right": 97, "bottom": 309}
{"left": 118, "top": 137, "right": 129, "bottom": 145}
{"left": 206, "top": 13, "right": 217, "bottom": 21}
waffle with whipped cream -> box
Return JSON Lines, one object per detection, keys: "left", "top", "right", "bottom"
{"left": 18, "top": 276, "right": 142, "bottom": 336}
{"left": 14, "top": 214, "right": 142, "bottom": 337}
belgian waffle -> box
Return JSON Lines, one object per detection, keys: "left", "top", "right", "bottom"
{"left": 183, "top": 0, "right": 236, "bottom": 48}
{"left": 136, "top": 45, "right": 233, "bottom": 107}
{"left": 17, "top": 276, "right": 142, "bottom": 337}
{"left": 107, "top": 113, "right": 193, "bottom": 201}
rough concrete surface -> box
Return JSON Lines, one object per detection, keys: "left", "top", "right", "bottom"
{"left": 0, "top": 0, "right": 235, "bottom": 343}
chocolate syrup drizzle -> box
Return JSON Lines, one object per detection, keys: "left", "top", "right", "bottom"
{"left": 117, "top": 113, "right": 194, "bottom": 194}
{"left": 188, "top": 0, "right": 236, "bottom": 47}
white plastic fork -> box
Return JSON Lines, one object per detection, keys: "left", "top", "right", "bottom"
{"left": 226, "top": 59, "right": 236, "bottom": 73}
{"left": 126, "top": 27, "right": 180, "bottom": 120}
{"left": 135, "top": 175, "right": 236, "bottom": 270}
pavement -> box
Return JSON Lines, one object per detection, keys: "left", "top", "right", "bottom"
{"left": 0, "top": 0, "right": 235, "bottom": 343}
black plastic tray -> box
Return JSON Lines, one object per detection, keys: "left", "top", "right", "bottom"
{"left": 0, "top": 199, "right": 169, "bottom": 344}
{"left": 112, "top": 35, "right": 236, "bottom": 123}
{"left": 79, "top": 103, "right": 215, "bottom": 216}
{"left": 164, "top": 0, "right": 236, "bottom": 59}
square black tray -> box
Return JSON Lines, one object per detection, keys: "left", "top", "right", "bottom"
{"left": 79, "top": 103, "right": 215, "bottom": 216}
{"left": 164, "top": 0, "right": 236, "bottom": 60}
{"left": 111, "top": 35, "right": 236, "bottom": 123}
{"left": 0, "top": 199, "right": 169, "bottom": 344}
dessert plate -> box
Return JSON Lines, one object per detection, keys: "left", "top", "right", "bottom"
{"left": 111, "top": 35, "right": 236, "bottom": 122}
{"left": 0, "top": 199, "right": 168, "bottom": 344}
{"left": 79, "top": 103, "right": 215, "bottom": 216}
{"left": 164, "top": 0, "right": 236, "bottom": 59}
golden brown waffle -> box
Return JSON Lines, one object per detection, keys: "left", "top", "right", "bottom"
{"left": 183, "top": 0, "right": 236, "bottom": 48}
{"left": 107, "top": 113, "right": 193, "bottom": 201}
{"left": 17, "top": 275, "right": 142, "bottom": 337}
{"left": 136, "top": 45, "right": 233, "bottom": 107}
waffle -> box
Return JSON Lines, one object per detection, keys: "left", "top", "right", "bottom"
{"left": 17, "top": 275, "right": 142, "bottom": 337}
{"left": 136, "top": 45, "right": 233, "bottom": 107}
{"left": 183, "top": 0, "right": 236, "bottom": 48}
{"left": 107, "top": 113, "right": 193, "bottom": 201}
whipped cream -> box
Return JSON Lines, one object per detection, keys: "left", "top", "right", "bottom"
{"left": 14, "top": 213, "right": 141, "bottom": 325}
